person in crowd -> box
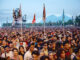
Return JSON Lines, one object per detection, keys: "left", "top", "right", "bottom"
{"left": 41, "top": 42, "right": 48, "bottom": 56}
{"left": 64, "top": 41, "right": 71, "bottom": 59}
{"left": 1, "top": 46, "right": 13, "bottom": 59}
{"left": 49, "top": 52, "right": 56, "bottom": 60}
{"left": 51, "top": 41, "right": 56, "bottom": 52}
{"left": 73, "top": 49, "right": 80, "bottom": 60}
{"left": 0, "top": 47, "right": 5, "bottom": 55}
{"left": 24, "top": 43, "right": 35, "bottom": 60}
{"left": 40, "top": 55, "right": 49, "bottom": 60}
{"left": 39, "top": 51, "right": 45, "bottom": 58}
{"left": 31, "top": 50, "right": 40, "bottom": 60}
{"left": 19, "top": 46, "right": 25, "bottom": 59}
{"left": 11, "top": 48, "right": 23, "bottom": 60}
{"left": 2, "top": 40, "right": 7, "bottom": 48}
{"left": 57, "top": 48, "right": 70, "bottom": 60}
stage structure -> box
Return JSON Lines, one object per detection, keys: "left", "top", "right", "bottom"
{"left": 12, "top": 5, "right": 26, "bottom": 28}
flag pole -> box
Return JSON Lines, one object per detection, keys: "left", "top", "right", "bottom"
{"left": 21, "top": 17, "right": 23, "bottom": 38}
{"left": 20, "top": 4, "right": 23, "bottom": 40}
{"left": 63, "top": 9, "right": 65, "bottom": 38}
{"left": 21, "top": 15, "right": 23, "bottom": 41}
{"left": 44, "top": 20, "right": 45, "bottom": 38}
{"left": 31, "top": 13, "right": 36, "bottom": 32}
{"left": 31, "top": 23, "right": 33, "bottom": 33}
{"left": 43, "top": 4, "right": 46, "bottom": 39}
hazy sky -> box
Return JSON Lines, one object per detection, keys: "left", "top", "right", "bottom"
{"left": 0, "top": 0, "right": 80, "bottom": 26}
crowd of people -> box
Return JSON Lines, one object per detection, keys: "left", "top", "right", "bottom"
{"left": 0, "top": 27, "right": 80, "bottom": 60}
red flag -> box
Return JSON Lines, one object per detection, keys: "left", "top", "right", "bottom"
{"left": 32, "top": 14, "right": 36, "bottom": 24}
{"left": 43, "top": 4, "right": 46, "bottom": 22}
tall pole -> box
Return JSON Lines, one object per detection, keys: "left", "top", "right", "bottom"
{"left": 25, "top": 14, "right": 27, "bottom": 30}
{"left": 31, "top": 13, "right": 36, "bottom": 33}
{"left": 7, "top": 17, "right": 8, "bottom": 35}
{"left": 21, "top": 17, "right": 23, "bottom": 37}
{"left": 44, "top": 20, "right": 45, "bottom": 38}
{"left": 63, "top": 9, "right": 65, "bottom": 37}
{"left": 6, "top": 17, "right": 8, "bottom": 27}
{"left": 31, "top": 23, "right": 33, "bottom": 33}
{"left": 43, "top": 4, "right": 46, "bottom": 39}
{"left": 72, "top": 16, "right": 75, "bottom": 27}
{"left": 72, "top": 16, "right": 74, "bottom": 26}
{"left": 21, "top": 16, "right": 23, "bottom": 41}
{"left": 20, "top": 4, "right": 23, "bottom": 40}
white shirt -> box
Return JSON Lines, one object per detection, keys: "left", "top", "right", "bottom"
{"left": 1, "top": 51, "right": 13, "bottom": 58}
{"left": 71, "top": 53, "right": 76, "bottom": 60}
{"left": 24, "top": 50, "right": 32, "bottom": 60}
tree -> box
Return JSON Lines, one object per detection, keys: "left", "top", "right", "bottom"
{"left": 75, "top": 15, "right": 80, "bottom": 26}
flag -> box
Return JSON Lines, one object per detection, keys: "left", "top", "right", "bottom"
{"left": 32, "top": 14, "right": 36, "bottom": 24}
{"left": 43, "top": 4, "right": 46, "bottom": 22}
